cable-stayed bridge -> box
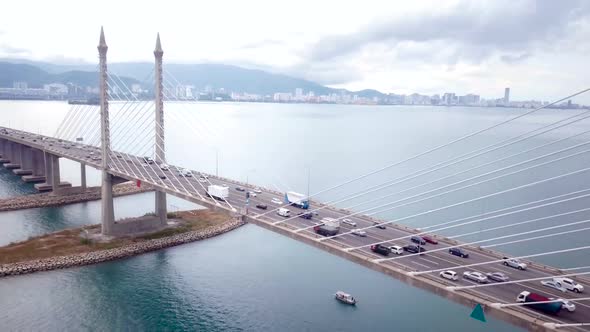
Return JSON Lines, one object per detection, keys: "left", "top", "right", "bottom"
{"left": 1, "top": 28, "right": 590, "bottom": 331}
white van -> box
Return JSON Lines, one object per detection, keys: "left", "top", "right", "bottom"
{"left": 277, "top": 208, "right": 291, "bottom": 217}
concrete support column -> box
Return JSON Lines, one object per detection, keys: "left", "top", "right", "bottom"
{"left": 101, "top": 171, "right": 115, "bottom": 235}
{"left": 154, "top": 33, "right": 167, "bottom": 226}
{"left": 80, "top": 163, "right": 87, "bottom": 190}
{"left": 44, "top": 151, "right": 53, "bottom": 186}
{"left": 33, "top": 150, "right": 45, "bottom": 176}
{"left": 50, "top": 155, "right": 61, "bottom": 194}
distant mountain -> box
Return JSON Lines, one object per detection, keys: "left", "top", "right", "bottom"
{"left": 0, "top": 61, "right": 139, "bottom": 89}
{"left": 0, "top": 59, "right": 388, "bottom": 98}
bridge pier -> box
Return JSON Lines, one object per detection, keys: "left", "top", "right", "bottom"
{"left": 23, "top": 149, "right": 46, "bottom": 183}
{"left": 4, "top": 143, "right": 20, "bottom": 169}
{"left": 13, "top": 146, "right": 33, "bottom": 176}
{"left": 0, "top": 139, "right": 8, "bottom": 163}
{"left": 80, "top": 163, "right": 87, "bottom": 190}
{"left": 34, "top": 152, "right": 70, "bottom": 192}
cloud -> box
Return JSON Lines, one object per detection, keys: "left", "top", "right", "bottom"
{"left": 238, "top": 39, "right": 286, "bottom": 50}
{"left": 0, "top": 43, "right": 30, "bottom": 56}
{"left": 500, "top": 53, "right": 532, "bottom": 64}
{"left": 304, "top": 0, "right": 590, "bottom": 64}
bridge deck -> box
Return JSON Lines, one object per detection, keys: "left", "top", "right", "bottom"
{"left": 1, "top": 126, "right": 588, "bottom": 331}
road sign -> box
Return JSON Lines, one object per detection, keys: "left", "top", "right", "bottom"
{"left": 470, "top": 303, "right": 486, "bottom": 322}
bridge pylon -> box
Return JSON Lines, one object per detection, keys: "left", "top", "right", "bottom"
{"left": 154, "top": 33, "right": 167, "bottom": 226}
{"left": 98, "top": 27, "right": 115, "bottom": 235}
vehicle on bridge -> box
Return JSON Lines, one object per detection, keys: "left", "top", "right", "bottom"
{"left": 255, "top": 204, "right": 267, "bottom": 210}
{"left": 403, "top": 244, "right": 426, "bottom": 254}
{"left": 352, "top": 229, "right": 367, "bottom": 237}
{"left": 342, "top": 218, "right": 356, "bottom": 227}
{"left": 298, "top": 212, "right": 313, "bottom": 219}
{"left": 159, "top": 163, "right": 170, "bottom": 171}
{"left": 516, "top": 291, "right": 562, "bottom": 315}
{"left": 285, "top": 191, "right": 309, "bottom": 209}
{"left": 411, "top": 236, "right": 426, "bottom": 245}
{"left": 143, "top": 156, "right": 154, "bottom": 164}
{"left": 370, "top": 244, "right": 390, "bottom": 256}
{"left": 503, "top": 257, "right": 527, "bottom": 270}
{"left": 541, "top": 280, "right": 567, "bottom": 293}
{"left": 179, "top": 169, "right": 193, "bottom": 177}
{"left": 422, "top": 235, "right": 438, "bottom": 244}
{"left": 388, "top": 245, "right": 403, "bottom": 255}
{"left": 207, "top": 185, "right": 229, "bottom": 201}
{"left": 373, "top": 221, "right": 386, "bottom": 229}
{"left": 440, "top": 270, "right": 458, "bottom": 281}
{"left": 449, "top": 247, "right": 469, "bottom": 258}
{"left": 553, "top": 277, "right": 584, "bottom": 293}
{"left": 277, "top": 208, "right": 291, "bottom": 217}
{"left": 314, "top": 225, "right": 338, "bottom": 236}
{"left": 549, "top": 298, "right": 576, "bottom": 312}
{"left": 486, "top": 272, "right": 509, "bottom": 282}
{"left": 463, "top": 271, "right": 488, "bottom": 283}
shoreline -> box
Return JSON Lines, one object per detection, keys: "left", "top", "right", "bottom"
{"left": 0, "top": 214, "right": 245, "bottom": 278}
{"left": 0, "top": 182, "right": 152, "bottom": 212}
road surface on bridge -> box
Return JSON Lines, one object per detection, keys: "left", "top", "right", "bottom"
{"left": 1, "top": 126, "right": 588, "bottom": 330}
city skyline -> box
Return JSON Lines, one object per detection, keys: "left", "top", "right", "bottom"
{"left": 1, "top": 1, "right": 589, "bottom": 103}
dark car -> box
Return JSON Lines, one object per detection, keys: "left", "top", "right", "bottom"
{"left": 422, "top": 235, "right": 438, "bottom": 244}
{"left": 371, "top": 244, "right": 390, "bottom": 256}
{"left": 411, "top": 236, "right": 426, "bottom": 245}
{"left": 374, "top": 221, "right": 386, "bottom": 229}
{"left": 298, "top": 212, "right": 313, "bottom": 219}
{"left": 449, "top": 247, "right": 469, "bottom": 258}
{"left": 255, "top": 204, "right": 268, "bottom": 210}
{"left": 403, "top": 244, "right": 426, "bottom": 254}
{"left": 235, "top": 187, "right": 245, "bottom": 192}
{"left": 158, "top": 174, "right": 166, "bottom": 179}
{"left": 314, "top": 226, "right": 338, "bottom": 237}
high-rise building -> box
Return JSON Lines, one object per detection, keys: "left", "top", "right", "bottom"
{"left": 295, "top": 88, "right": 303, "bottom": 100}
{"left": 504, "top": 87, "right": 510, "bottom": 105}
{"left": 13, "top": 81, "right": 27, "bottom": 89}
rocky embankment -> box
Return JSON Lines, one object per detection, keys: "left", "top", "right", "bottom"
{"left": 0, "top": 218, "right": 245, "bottom": 278}
{"left": 0, "top": 182, "right": 152, "bottom": 212}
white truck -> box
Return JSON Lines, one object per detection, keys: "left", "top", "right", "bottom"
{"left": 285, "top": 191, "right": 309, "bottom": 209}
{"left": 207, "top": 185, "right": 229, "bottom": 201}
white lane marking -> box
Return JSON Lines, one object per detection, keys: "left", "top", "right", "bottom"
{"left": 420, "top": 257, "right": 439, "bottom": 266}
{"left": 411, "top": 261, "right": 431, "bottom": 269}
{"left": 488, "top": 267, "right": 512, "bottom": 275}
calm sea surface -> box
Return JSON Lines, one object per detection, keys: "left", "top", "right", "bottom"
{"left": 3, "top": 100, "right": 590, "bottom": 331}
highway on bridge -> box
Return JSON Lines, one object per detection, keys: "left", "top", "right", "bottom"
{"left": 1, "top": 126, "right": 589, "bottom": 330}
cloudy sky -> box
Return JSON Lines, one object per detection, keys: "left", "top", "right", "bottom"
{"left": 1, "top": 0, "right": 589, "bottom": 101}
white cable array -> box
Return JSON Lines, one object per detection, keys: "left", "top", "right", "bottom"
{"left": 375, "top": 218, "right": 590, "bottom": 263}
{"left": 331, "top": 166, "right": 590, "bottom": 247}
{"left": 256, "top": 88, "right": 590, "bottom": 217}
{"left": 410, "top": 245, "right": 590, "bottom": 276}
{"left": 280, "top": 138, "right": 590, "bottom": 230}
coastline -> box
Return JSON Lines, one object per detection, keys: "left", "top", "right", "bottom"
{"left": 0, "top": 213, "right": 245, "bottom": 278}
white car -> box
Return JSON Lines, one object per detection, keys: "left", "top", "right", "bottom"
{"left": 388, "top": 245, "right": 403, "bottom": 255}
{"left": 550, "top": 298, "right": 576, "bottom": 312}
{"left": 198, "top": 177, "right": 207, "bottom": 183}
{"left": 553, "top": 277, "right": 584, "bottom": 293}
{"left": 440, "top": 270, "right": 458, "bottom": 281}
{"left": 503, "top": 257, "right": 527, "bottom": 270}
{"left": 253, "top": 188, "right": 262, "bottom": 194}
{"left": 342, "top": 219, "right": 357, "bottom": 227}
{"left": 249, "top": 192, "right": 257, "bottom": 197}
{"left": 463, "top": 271, "right": 488, "bottom": 284}
{"left": 160, "top": 163, "right": 170, "bottom": 171}
{"left": 271, "top": 198, "right": 282, "bottom": 205}
{"left": 541, "top": 280, "right": 567, "bottom": 293}
{"left": 352, "top": 229, "right": 367, "bottom": 237}
{"left": 179, "top": 169, "right": 193, "bottom": 177}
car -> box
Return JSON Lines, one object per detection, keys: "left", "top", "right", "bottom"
{"left": 255, "top": 204, "right": 268, "bottom": 210}
{"left": 553, "top": 277, "right": 584, "bottom": 293}
{"left": 198, "top": 177, "right": 207, "bottom": 182}
{"left": 235, "top": 187, "right": 245, "bottom": 192}
{"left": 486, "top": 272, "right": 509, "bottom": 282}
{"left": 342, "top": 218, "right": 357, "bottom": 227}
{"left": 541, "top": 280, "right": 567, "bottom": 293}
{"left": 422, "top": 235, "right": 438, "bottom": 244}
{"left": 179, "top": 169, "right": 192, "bottom": 177}
{"left": 463, "top": 271, "right": 488, "bottom": 283}
{"left": 91, "top": 156, "right": 100, "bottom": 161}
{"left": 271, "top": 198, "right": 283, "bottom": 205}
{"left": 253, "top": 188, "right": 262, "bottom": 194}
{"left": 158, "top": 174, "right": 167, "bottom": 179}
{"left": 248, "top": 192, "right": 257, "bottom": 197}
{"left": 411, "top": 236, "right": 426, "bottom": 245}
{"left": 403, "top": 244, "right": 426, "bottom": 254}
{"left": 143, "top": 156, "right": 154, "bottom": 164}
{"left": 160, "top": 163, "right": 170, "bottom": 171}
{"left": 502, "top": 257, "right": 527, "bottom": 270}
{"left": 449, "top": 247, "right": 469, "bottom": 258}
{"left": 32, "top": 139, "right": 37, "bottom": 142}
{"left": 298, "top": 212, "right": 313, "bottom": 219}
{"left": 352, "top": 229, "right": 367, "bottom": 237}
{"left": 116, "top": 154, "right": 122, "bottom": 158}
{"left": 370, "top": 244, "right": 390, "bottom": 256}
{"left": 388, "top": 245, "right": 403, "bottom": 255}
{"left": 554, "top": 298, "right": 576, "bottom": 312}
{"left": 373, "top": 221, "right": 386, "bottom": 229}
{"left": 89, "top": 152, "right": 95, "bottom": 155}
{"left": 440, "top": 270, "right": 458, "bottom": 281}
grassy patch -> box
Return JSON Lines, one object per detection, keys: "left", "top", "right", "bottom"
{"left": 0, "top": 210, "right": 229, "bottom": 265}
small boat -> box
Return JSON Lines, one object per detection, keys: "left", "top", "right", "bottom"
{"left": 335, "top": 291, "right": 356, "bottom": 305}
